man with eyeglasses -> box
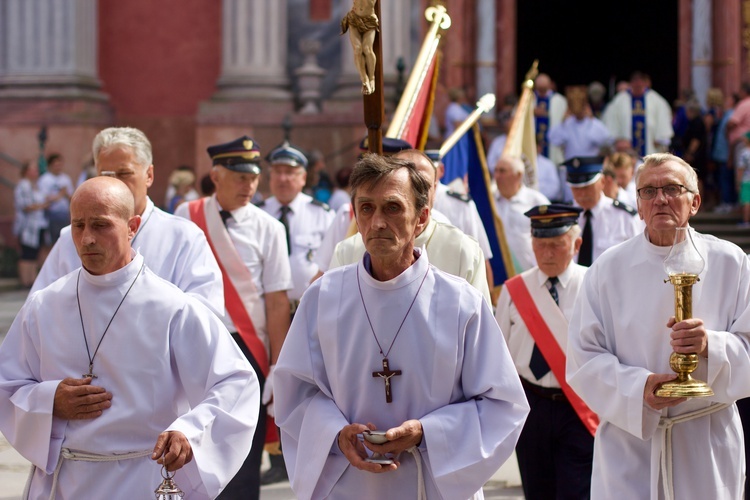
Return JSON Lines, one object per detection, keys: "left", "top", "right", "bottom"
{"left": 563, "top": 156, "right": 642, "bottom": 266}
{"left": 567, "top": 153, "right": 750, "bottom": 499}
{"left": 30, "top": 127, "right": 223, "bottom": 314}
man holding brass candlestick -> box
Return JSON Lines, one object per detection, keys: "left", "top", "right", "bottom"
{"left": 567, "top": 153, "right": 750, "bottom": 499}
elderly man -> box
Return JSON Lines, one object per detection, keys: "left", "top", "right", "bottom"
{"left": 329, "top": 149, "right": 490, "bottom": 304}
{"left": 0, "top": 177, "right": 259, "bottom": 498}
{"left": 260, "top": 141, "right": 334, "bottom": 313}
{"left": 274, "top": 153, "right": 528, "bottom": 499}
{"left": 496, "top": 204, "right": 595, "bottom": 500}
{"left": 567, "top": 153, "right": 750, "bottom": 499}
{"left": 31, "top": 127, "right": 223, "bottom": 314}
{"left": 493, "top": 155, "right": 550, "bottom": 273}
{"left": 564, "top": 156, "right": 642, "bottom": 266}
{"left": 176, "top": 136, "right": 292, "bottom": 499}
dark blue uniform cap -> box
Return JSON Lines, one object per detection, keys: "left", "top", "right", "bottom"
{"left": 525, "top": 204, "right": 583, "bottom": 238}
{"left": 267, "top": 141, "right": 309, "bottom": 169}
{"left": 359, "top": 136, "right": 413, "bottom": 154}
{"left": 564, "top": 156, "right": 604, "bottom": 187}
{"left": 207, "top": 136, "right": 262, "bottom": 174}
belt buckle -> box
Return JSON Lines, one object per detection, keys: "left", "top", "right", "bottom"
{"left": 550, "top": 392, "right": 566, "bottom": 402}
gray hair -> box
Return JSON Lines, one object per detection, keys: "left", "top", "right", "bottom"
{"left": 635, "top": 153, "right": 699, "bottom": 194}
{"left": 92, "top": 127, "right": 153, "bottom": 170}
{"left": 350, "top": 153, "right": 430, "bottom": 214}
{"left": 497, "top": 155, "right": 525, "bottom": 175}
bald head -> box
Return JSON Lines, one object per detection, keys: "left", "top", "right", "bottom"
{"left": 72, "top": 177, "right": 135, "bottom": 221}
{"left": 535, "top": 74, "right": 552, "bottom": 95}
{"left": 70, "top": 177, "right": 140, "bottom": 275}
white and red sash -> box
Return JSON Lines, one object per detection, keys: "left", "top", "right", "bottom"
{"left": 188, "top": 197, "right": 269, "bottom": 376}
{"left": 505, "top": 273, "right": 599, "bottom": 436}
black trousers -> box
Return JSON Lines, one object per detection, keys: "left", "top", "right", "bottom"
{"left": 217, "top": 333, "right": 267, "bottom": 500}
{"left": 737, "top": 397, "right": 750, "bottom": 499}
{"left": 516, "top": 381, "right": 594, "bottom": 500}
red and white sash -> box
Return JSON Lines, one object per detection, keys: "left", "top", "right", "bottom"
{"left": 505, "top": 273, "right": 599, "bottom": 436}
{"left": 188, "top": 197, "right": 270, "bottom": 376}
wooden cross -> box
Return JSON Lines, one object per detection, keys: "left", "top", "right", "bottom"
{"left": 363, "top": 0, "right": 384, "bottom": 154}
{"left": 372, "top": 357, "right": 401, "bottom": 403}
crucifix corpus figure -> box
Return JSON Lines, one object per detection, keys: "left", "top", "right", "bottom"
{"left": 341, "top": 0, "right": 378, "bottom": 95}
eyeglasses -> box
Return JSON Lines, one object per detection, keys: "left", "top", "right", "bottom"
{"left": 637, "top": 184, "right": 693, "bottom": 200}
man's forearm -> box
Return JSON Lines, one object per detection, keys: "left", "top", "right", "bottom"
{"left": 265, "top": 291, "right": 291, "bottom": 365}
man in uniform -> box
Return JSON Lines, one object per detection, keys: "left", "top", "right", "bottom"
{"left": 567, "top": 153, "right": 750, "bottom": 498}
{"left": 274, "top": 153, "right": 529, "bottom": 499}
{"left": 0, "top": 177, "right": 259, "bottom": 498}
{"left": 329, "top": 150, "right": 490, "bottom": 304}
{"left": 258, "top": 141, "right": 334, "bottom": 483}
{"left": 495, "top": 204, "right": 596, "bottom": 499}
{"left": 493, "top": 155, "right": 550, "bottom": 273}
{"left": 564, "top": 155, "right": 642, "bottom": 266}
{"left": 31, "top": 127, "right": 223, "bottom": 314}
{"left": 176, "top": 136, "right": 293, "bottom": 500}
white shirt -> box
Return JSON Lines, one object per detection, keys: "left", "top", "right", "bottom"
{"left": 494, "top": 185, "right": 550, "bottom": 272}
{"left": 444, "top": 102, "right": 470, "bottom": 138}
{"left": 573, "top": 194, "right": 643, "bottom": 265}
{"left": 496, "top": 263, "right": 586, "bottom": 388}
{"left": 274, "top": 250, "right": 529, "bottom": 500}
{"left": 547, "top": 116, "right": 613, "bottom": 160}
{"left": 330, "top": 218, "right": 491, "bottom": 304}
{"left": 567, "top": 231, "right": 750, "bottom": 499}
{"left": 327, "top": 189, "right": 351, "bottom": 212}
{"left": 434, "top": 182, "right": 493, "bottom": 259}
{"left": 176, "top": 197, "right": 293, "bottom": 334}
{"left": 33, "top": 197, "right": 224, "bottom": 315}
{"left": 535, "top": 154, "right": 565, "bottom": 202}
{"left": 37, "top": 171, "right": 74, "bottom": 215}
{"left": 314, "top": 203, "right": 354, "bottom": 273}
{"left": 261, "top": 193, "right": 334, "bottom": 301}
{"left": 0, "top": 252, "right": 259, "bottom": 499}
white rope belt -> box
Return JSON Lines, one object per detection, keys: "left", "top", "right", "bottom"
{"left": 23, "top": 447, "right": 151, "bottom": 500}
{"left": 405, "top": 446, "right": 426, "bottom": 500}
{"left": 657, "top": 403, "right": 730, "bottom": 500}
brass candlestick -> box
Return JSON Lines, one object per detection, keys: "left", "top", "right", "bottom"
{"left": 655, "top": 227, "right": 713, "bottom": 398}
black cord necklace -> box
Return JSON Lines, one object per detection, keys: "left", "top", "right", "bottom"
{"left": 76, "top": 260, "right": 145, "bottom": 378}
{"left": 356, "top": 260, "right": 429, "bottom": 403}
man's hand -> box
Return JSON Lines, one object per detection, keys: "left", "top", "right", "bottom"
{"left": 52, "top": 377, "right": 112, "bottom": 420}
{"left": 152, "top": 431, "right": 193, "bottom": 472}
{"left": 365, "top": 419, "right": 423, "bottom": 456}
{"left": 668, "top": 316, "right": 708, "bottom": 357}
{"left": 644, "top": 374, "right": 687, "bottom": 410}
{"left": 338, "top": 423, "right": 397, "bottom": 474}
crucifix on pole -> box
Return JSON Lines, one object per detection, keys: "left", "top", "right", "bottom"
{"left": 341, "top": 0, "right": 384, "bottom": 154}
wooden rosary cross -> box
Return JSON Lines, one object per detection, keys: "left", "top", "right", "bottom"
{"left": 372, "top": 357, "right": 401, "bottom": 403}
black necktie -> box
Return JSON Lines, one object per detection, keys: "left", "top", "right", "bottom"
{"left": 279, "top": 206, "right": 291, "bottom": 255}
{"left": 529, "top": 277, "right": 559, "bottom": 380}
{"left": 578, "top": 209, "right": 593, "bottom": 267}
{"left": 219, "top": 210, "right": 232, "bottom": 227}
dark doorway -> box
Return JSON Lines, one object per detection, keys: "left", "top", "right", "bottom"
{"left": 516, "top": 0, "right": 679, "bottom": 106}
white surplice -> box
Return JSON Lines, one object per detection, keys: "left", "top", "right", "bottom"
{"left": 274, "top": 251, "right": 529, "bottom": 500}
{"left": 566, "top": 231, "right": 750, "bottom": 499}
{"left": 0, "top": 252, "right": 259, "bottom": 499}
{"left": 31, "top": 197, "right": 224, "bottom": 314}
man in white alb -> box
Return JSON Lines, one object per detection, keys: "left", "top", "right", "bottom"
{"left": 0, "top": 177, "right": 259, "bottom": 499}
{"left": 274, "top": 153, "right": 528, "bottom": 499}
{"left": 567, "top": 153, "right": 750, "bottom": 499}
{"left": 30, "top": 127, "right": 223, "bottom": 313}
